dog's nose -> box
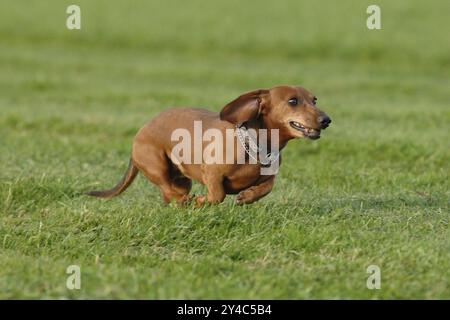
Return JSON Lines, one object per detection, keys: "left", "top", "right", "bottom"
{"left": 318, "top": 115, "right": 331, "bottom": 129}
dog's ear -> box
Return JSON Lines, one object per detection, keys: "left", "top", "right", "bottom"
{"left": 220, "top": 89, "right": 269, "bottom": 124}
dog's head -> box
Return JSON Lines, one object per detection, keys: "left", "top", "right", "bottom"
{"left": 220, "top": 85, "right": 331, "bottom": 140}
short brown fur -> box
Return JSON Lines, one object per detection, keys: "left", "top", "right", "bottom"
{"left": 87, "top": 85, "right": 331, "bottom": 205}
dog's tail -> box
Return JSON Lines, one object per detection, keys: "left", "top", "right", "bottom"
{"left": 86, "top": 158, "right": 138, "bottom": 198}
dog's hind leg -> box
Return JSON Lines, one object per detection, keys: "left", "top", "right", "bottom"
{"left": 170, "top": 175, "right": 193, "bottom": 204}
{"left": 132, "top": 143, "right": 191, "bottom": 204}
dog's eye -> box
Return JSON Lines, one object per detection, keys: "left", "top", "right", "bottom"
{"left": 312, "top": 97, "right": 317, "bottom": 105}
{"left": 288, "top": 97, "right": 298, "bottom": 106}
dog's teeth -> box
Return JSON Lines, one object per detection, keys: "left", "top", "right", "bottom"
{"left": 291, "top": 121, "right": 306, "bottom": 130}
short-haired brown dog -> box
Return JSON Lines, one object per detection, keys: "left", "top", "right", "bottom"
{"left": 87, "top": 85, "right": 331, "bottom": 206}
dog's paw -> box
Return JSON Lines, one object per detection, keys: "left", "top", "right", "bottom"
{"left": 176, "top": 194, "right": 194, "bottom": 207}
{"left": 236, "top": 189, "right": 256, "bottom": 205}
{"left": 193, "top": 195, "right": 207, "bottom": 208}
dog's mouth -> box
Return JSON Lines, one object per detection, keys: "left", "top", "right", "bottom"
{"left": 289, "top": 121, "right": 321, "bottom": 140}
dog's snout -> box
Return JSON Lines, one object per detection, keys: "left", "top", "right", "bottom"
{"left": 318, "top": 114, "right": 331, "bottom": 129}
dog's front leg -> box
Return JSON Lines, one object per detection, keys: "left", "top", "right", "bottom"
{"left": 194, "top": 168, "right": 226, "bottom": 207}
{"left": 236, "top": 176, "right": 275, "bottom": 205}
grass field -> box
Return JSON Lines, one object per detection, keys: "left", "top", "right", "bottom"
{"left": 0, "top": 0, "right": 449, "bottom": 299}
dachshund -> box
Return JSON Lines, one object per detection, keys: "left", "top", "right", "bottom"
{"left": 87, "top": 85, "right": 331, "bottom": 206}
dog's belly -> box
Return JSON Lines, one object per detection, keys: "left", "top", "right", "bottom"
{"left": 174, "top": 163, "right": 262, "bottom": 194}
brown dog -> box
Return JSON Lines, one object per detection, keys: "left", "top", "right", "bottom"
{"left": 87, "top": 85, "right": 331, "bottom": 205}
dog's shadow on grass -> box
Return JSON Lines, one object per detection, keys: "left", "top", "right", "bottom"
{"left": 7, "top": 178, "right": 442, "bottom": 214}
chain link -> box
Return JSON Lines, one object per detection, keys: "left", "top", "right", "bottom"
{"left": 235, "top": 125, "right": 280, "bottom": 166}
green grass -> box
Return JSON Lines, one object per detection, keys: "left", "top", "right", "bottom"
{"left": 0, "top": 0, "right": 449, "bottom": 299}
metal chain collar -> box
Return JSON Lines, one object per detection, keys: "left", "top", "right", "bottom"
{"left": 235, "top": 125, "right": 280, "bottom": 166}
